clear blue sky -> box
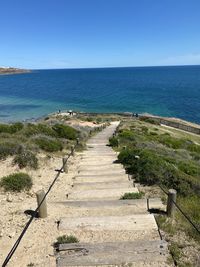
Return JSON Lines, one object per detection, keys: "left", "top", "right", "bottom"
{"left": 1, "top": 0, "right": 200, "bottom": 69}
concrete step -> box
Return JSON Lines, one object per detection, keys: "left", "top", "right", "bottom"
{"left": 72, "top": 181, "right": 133, "bottom": 190}
{"left": 78, "top": 162, "right": 120, "bottom": 167}
{"left": 78, "top": 165, "right": 124, "bottom": 172}
{"left": 55, "top": 198, "right": 164, "bottom": 217}
{"left": 80, "top": 159, "right": 117, "bottom": 163}
{"left": 73, "top": 175, "right": 129, "bottom": 183}
{"left": 75, "top": 173, "right": 129, "bottom": 178}
{"left": 59, "top": 214, "right": 158, "bottom": 231}
{"left": 58, "top": 214, "right": 160, "bottom": 242}
{"left": 80, "top": 152, "right": 115, "bottom": 155}
{"left": 78, "top": 169, "right": 126, "bottom": 175}
{"left": 68, "top": 187, "right": 139, "bottom": 200}
{"left": 56, "top": 240, "right": 169, "bottom": 267}
{"left": 80, "top": 156, "right": 117, "bottom": 160}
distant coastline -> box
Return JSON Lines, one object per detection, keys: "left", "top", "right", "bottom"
{"left": 0, "top": 67, "right": 30, "bottom": 75}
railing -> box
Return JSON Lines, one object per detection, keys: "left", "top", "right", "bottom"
{"left": 2, "top": 123, "right": 108, "bottom": 267}
{"left": 158, "top": 184, "right": 200, "bottom": 235}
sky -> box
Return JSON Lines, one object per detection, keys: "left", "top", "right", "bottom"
{"left": 0, "top": 0, "right": 200, "bottom": 69}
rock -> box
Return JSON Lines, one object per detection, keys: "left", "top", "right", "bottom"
{"left": 6, "top": 194, "right": 13, "bottom": 202}
{"left": 8, "top": 231, "right": 15, "bottom": 238}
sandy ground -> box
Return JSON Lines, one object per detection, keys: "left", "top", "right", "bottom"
{"left": 0, "top": 153, "right": 79, "bottom": 267}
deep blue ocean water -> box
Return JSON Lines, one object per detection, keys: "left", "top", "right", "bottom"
{"left": 0, "top": 65, "right": 200, "bottom": 123}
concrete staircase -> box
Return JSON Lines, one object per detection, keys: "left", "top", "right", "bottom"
{"left": 56, "top": 122, "right": 171, "bottom": 267}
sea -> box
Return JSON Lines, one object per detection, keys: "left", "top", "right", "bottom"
{"left": 0, "top": 65, "right": 200, "bottom": 123}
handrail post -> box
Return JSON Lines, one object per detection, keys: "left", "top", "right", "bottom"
{"left": 167, "top": 189, "right": 177, "bottom": 217}
{"left": 62, "top": 157, "right": 68, "bottom": 173}
{"left": 71, "top": 146, "right": 75, "bottom": 156}
{"left": 36, "top": 190, "right": 47, "bottom": 218}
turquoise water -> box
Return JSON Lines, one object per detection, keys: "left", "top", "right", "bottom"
{"left": 0, "top": 66, "right": 200, "bottom": 123}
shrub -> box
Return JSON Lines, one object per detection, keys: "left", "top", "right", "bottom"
{"left": 156, "top": 134, "right": 186, "bottom": 149}
{"left": 141, "top": 126, "right": 148, "bottom": 133}
{"left": 149, "top": 131, "right": 158, "bottom": 136}
{"left": 34, "top": 137, "right": 63, "bottom": 152}
{"left": 118, "top": 147, "right": 193, "bottom": 195}
{"left": 13, "top": 150, "right": 38, "bottom": 169}
{"left": 53, "top": 124, "right": 77, "bottom": 140}
{"left": 109, "top": 137, "right": 118, "bottom": 147}
{"left": 187, "top": 143, "right": 200, "bottom": 153}
{"left": 139, "top": 117, "right": 160, "bottom": 125}
{"left": 96, "top": 117, "right": 102, "bottom": 124}
{"left": 0, "top": 173, "right": 32, "bottom": 192}
{"left": 0, "top": 122, "right": 23, "bottom": 134}
{"left": 24, "top": 123, "right": 56, "bottom": 137}
{"left": 54, "top": 235, "right": 79, "bottom": 247}
{"left": 120, "top": 192, "right": 144, "bottom": 199}
{"left": 190, "top": 152, "right": 200, "bottom": 161}
{"left": 0, "top": 142, "right": 22, "bottom": 159}
{"left": 119, "top": 130, "right": 136, "bottom": 141}
{"left": 177, "top": 161, "right": 200, "bottom": 177}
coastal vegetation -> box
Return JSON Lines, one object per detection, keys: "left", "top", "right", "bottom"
{"left": 120, "top": 192, "right": 144, "bottom": 199}
{"left": 0, "top": 121, "right": 79, "bottom": 167}
{"left": 54, "top": 235, "right": 79, "bottom": 247}
{"left": 110, "top": 118, "right": 200, "bottom": 266}
{"left": 0, "top": 173, "right": 32, "bottom": 192}
{"left": 0, "top": 116, "right": 107, "bottom": 195}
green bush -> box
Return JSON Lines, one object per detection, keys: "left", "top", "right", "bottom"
{"left": 141, "top": 126, "right": 148, "bottom": 133}
{"left": 190, "top": 152, "right": 200, "bottom": 161}
{"left": 156, "top": 134, "right": 187, "bottom": 149}
{"left": 96, "top": 117, "right": 102, "bottom": 124}
{"left": 187, "top": 143, "right": 200, "bottom": 153}
{"left": 149, "top": 131, "right": 158, "bottom": 136}
{"left": 118, "top": 147, "right": 193, "bottom": 196}
{"left": 54, "top": 235, "right": 79, "bottom": 247}
{"left": 177, "top": 161, "right": 200, "bottom": 177}
{"left": 0, "top": 122, "right": 24, "bottom": 134}
{"left": 118, "top": 147, "right": 140, "bottom": 166}
{"left": 120, "top": 192, "right": 144, "bottom": 199}
{"left": 0, "top": 142, "right": 22, "bottom": 159}
{"left": 34, "top": 137, "right": 63, "bottom": 152}
{"left": 23, "top": 123, "right": 56, "bottom": 137}
{"left": 53, "top": 124, "right": 77, "bottom": 139}
{"left": 13, "top": 150, "right": 38, "bottom": 169}
{"left": 0, "top": 173, "right": 32, "bottom": 192}
{"left": 139, "top": 117, "right": 160, "bottom": 125}
{"left": 109, "top": 137, "right": 118, "bottom": 147}
{"left": 119, "top": 130, "right": 136, "bottom": 141}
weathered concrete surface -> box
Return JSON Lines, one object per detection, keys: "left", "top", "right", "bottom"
{"left": 59, "top": 214, "right": 158, "bottom": 231}
{"left": 57, "top": 240, "right": 168, "bottom": 267}
{"left": 78, "top": 165, "right": 124, "bottom": 171}
{"left": 72, "top": 181, "right": 133, "bottom": 190}
{"left": 61, "top": 198, "right": 163, "bottom": 209}
{"left": 78, "top": 169, "right": 126, "bottom": 175}
{"left": 68, "top": 187, "right": 139, "bottom": 200}
{"left": 55, "top": 198, "right": 165, "bottom": 217}
{"left": 56, "top": 122, "right": 170, "bottom": 266}
{"left": 73, "top": 175, "right": 129, "bottom": 183}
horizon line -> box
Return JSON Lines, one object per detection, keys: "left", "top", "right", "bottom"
{"left": 30, "top": 64, "right": 200, "bottom": 70}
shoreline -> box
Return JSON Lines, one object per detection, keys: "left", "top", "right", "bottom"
{"left": 0, "top": 68, "right": 31, "bottom": 75}
{"left": 0, "top": 110, "right": 200, "bottom": 135}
